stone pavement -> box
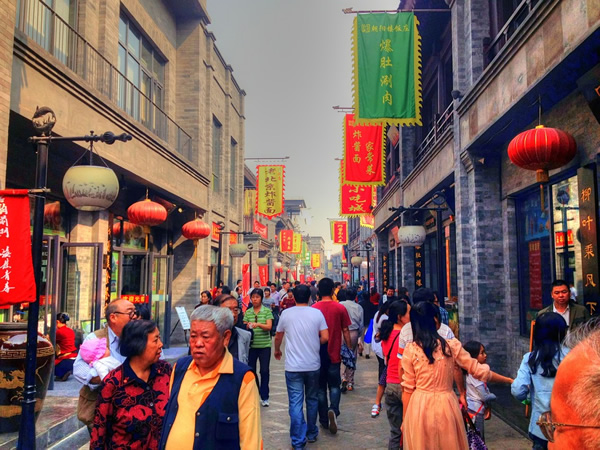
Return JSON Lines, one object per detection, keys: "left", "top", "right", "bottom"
{"left": 262, "top": 345, "right": 532, "bottom": 449}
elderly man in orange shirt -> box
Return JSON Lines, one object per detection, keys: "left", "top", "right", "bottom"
{"left": 160, "top": 305, "right": 262, "bottom": 449}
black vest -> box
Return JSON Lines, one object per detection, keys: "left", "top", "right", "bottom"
{"left": 159, "top": 355, "right": 251, "bottom": 450}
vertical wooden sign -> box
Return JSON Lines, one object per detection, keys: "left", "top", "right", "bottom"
{"left": 414, "top": 245, "right": 424, "bottom": 290}
{"left": 382, "top": 253, "right": 389, "bottom": 291}
{"left": 577, "top": 166, "right": 599, "bottom": 316}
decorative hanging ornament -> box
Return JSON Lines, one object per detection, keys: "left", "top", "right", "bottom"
{"left": 112, "top": 221, "right": 137, "bottom": 237}
{"left": 182, "top": 219, "right": 211, "bottom": 241}
{"left": 507, "top": 125, "right": 577, "bottom": 183}
{"left": 256, "top": 257, "right": 269, "bottom": 266}
{"left": 229, "top": 244, "right": 248, "bottom": 258}
{"left": 508, "top": 125, "right": 576, "bottom": 210}
{"left": 351, "top": 256, "right": 363, "bottom": 267}
{"left": 397, "top": 226, "right": 427, "bottom": 246}
{"left": 62, "top": 140, "right": 119, "bottom": 211}
{"left": 127, "top": 195, "right": 167, "bottom": 249}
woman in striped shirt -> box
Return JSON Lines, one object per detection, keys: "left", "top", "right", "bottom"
{"left": 244, "top": 288, "right": 274, "bottom": 406}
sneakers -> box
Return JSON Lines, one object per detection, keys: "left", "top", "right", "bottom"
{"left": 327, "top": 409, "right": 337, "bottom": 434}
{"left": 371, "top": 403, "right": 381, "bottom": 418}
{"left": 340, "top": 380, "right": 348, "bottom": 393}
{"left": 261, "top": 399, "right": 270, "bottom": 407}
{"left": 347, "top": 383, "right": 354, "bottom": 392}
{"left": 307, "top": 436, "right": 318, "bottom": 443}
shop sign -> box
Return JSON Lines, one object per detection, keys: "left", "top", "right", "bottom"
{"left": 382, "top": 253, "right": 389, "bottom": 291}
{"left": 253, "top": 220, "right": 268, "bottom": 240}
{"left": 414, "top": 245, "right": 424, "bottom": 289}
{"left": 229, "top": 233, "right": 238, "bottom": 245}
{"left": 211, "top": 222, "right": 221, "bottom": 241}
{"left": 528, "top": 240, "right": 543, "bottom": 309}
{"left": 577, "top": 167, "right": 599, "bottom": 315}
{"left": 554, "top": 229, "right": 574, "bottom": 248}
{"left": 0, "top": 190, "right": 36, "bottom": 306}
{"left": 121, "top": 294, "right": 149, "bottom": 304}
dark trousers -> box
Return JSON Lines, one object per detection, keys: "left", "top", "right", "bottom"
{"left": 318, "top": 345, "right": 341, "bottom": 426}
{"left": 377, "top": 355, "right": 385, "bottom": 380}
{"left": 385, "top": 383, "right": 403, "bottom": 449}
{"left": 248, "top": 347, "right": 271, "bottom": 400}
{"left": 55, "top": 359, "right": 74, "bottom": 378}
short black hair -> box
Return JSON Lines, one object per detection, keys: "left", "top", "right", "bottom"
{"left": 293, "top": 284, "right": 311, "bottom": 304}
{"left": 221, "top": 285, "right": 232, "bottom": 295}
{"left": 412, "top": 287, "right": 435, "bottom": 304}
{"left": 337, "top": 289, "right": 347, "bottom": 302}
{"left": 249, "top": 288, "right": 264, "bottom": 300}
{"left": 119, "top": 320, "right": 158, "bottom": 358}
{"left": 318, "top": 278, "right": 334, "bottom": 297}
{"left": 135, "top": 304, "right": 151, "bottom": 320}
{"left": 551, "top": 279, "right": 569, "bottom": 290}
{"left": 345, "top": 287, "right": 357, "bottom": 301}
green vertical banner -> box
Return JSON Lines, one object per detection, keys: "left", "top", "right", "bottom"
{"left": 353, "top": 13, "right": 422, "bottom": 126}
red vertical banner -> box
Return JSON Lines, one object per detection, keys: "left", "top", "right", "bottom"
{"left": 253, "top": 220, "right": 268, "bottom": 240}
{"left": 529, "top": 240, "right": 543, "bottom": 309}
{"left": 343, "top": 114, "right": 385, "bottom": 185}
{"left": 332, "top": 221, "right": 348, "bottom": 244}
{"left": 211, "top": 222, "right": 220, "bottom": 241}
{"left": 0, "top": 190, "right": 36, "bottom": 306}
{"left": 229, "top": 233, "right": 238, "bottom": 244}
{"left": 340, "top": 161, "right": 375, "bottom": 217}
{"left": 300, "top": 274, "right": 305, "bottom": 283}
{"left": 259, "top": 265, "right": 269, "bottom": 287}
{"left": 280, "top": 230, "right": 294, "bottom": 252}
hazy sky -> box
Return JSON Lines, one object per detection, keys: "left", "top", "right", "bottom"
{"left": 207, "top": 0, "right": 400, "bottom": 251}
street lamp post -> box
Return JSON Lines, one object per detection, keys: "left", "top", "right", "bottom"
{"left": 20, "top": 107, "right": 131, "bottom": 450}
{"left": 351, "top": 242, "right": 373, "bottom": 289}
{"left": 389, "top": 191, "right": 448, "bottom": 299}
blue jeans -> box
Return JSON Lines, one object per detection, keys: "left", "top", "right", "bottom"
{"left": 285, "top": 370, "right": 320, "bottom": 449}
{"left": 318, "top": 345, "right": 341, "bottom": 425}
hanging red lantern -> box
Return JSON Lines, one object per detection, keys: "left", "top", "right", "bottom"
{"left": 112, "top": 221, "right": 137, "bottom": 237}
{"left": 127, "top": 199, "right": 167, "bottom": 227}
{"left": 508, "top": 125, "right": 577, "bottom": 183}
{"left": 182, "top": 219, "right": 211, "bottom": 241}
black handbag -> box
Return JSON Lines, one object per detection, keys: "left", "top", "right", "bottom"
{"left": 462, "top": 408, "right": 488, "bottom": 450}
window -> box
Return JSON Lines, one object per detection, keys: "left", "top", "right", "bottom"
{"left": 230, "top": 139, "right": 238, "bottom": 204}
{"left": 118, "top": 13, "right": 165, "bottom": 129}
{"left": 212, "top": 118, "right": 222, "bottom": 193}
{"left": 516, "top": 187, "right": 552, "bottom": 336}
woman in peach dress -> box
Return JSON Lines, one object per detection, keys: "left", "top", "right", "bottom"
{"left": 401, "top": 302, "right": 513, "bottom": 450}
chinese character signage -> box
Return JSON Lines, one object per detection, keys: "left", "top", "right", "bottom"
{"left": 301, "top": 241, "right": 310, "bottom": 265}
{"left": 343, "top": 114, "right": 385, "bottom": 185}
{"left": 332, "top": 221, "right": 348, "bottom": 245}
{"left": 414, "top": 246, "right": 424, "bottom": 289}
{"left": 528, "top": 240, "right": 543, "bottom": 309}
{"left": 280, "top": 229, "right": 294, "bottom": 252}
{"left": 0, "top": 190, "right": 36, "bottom": 306}
{"left": 360, "top": 214, "right": 375, "bottom": 228}
{"left": 340, "top": 182, "right": 375, "bottom": 216}
{"left": 382, "top": 253, "right": 389, "bottom": 291}
{"left": 554, "top": 229, "right": 574, "bottom": 248}
{"left": 253, "top": 219, "right": 268, "bottom": 240}
{"left": 292, "top": 233, "right": 302, "bottom": 254}
{"left": 577, "top": 167, "right": 599, "bottom": 316}
{"left": 311, "top": 253, "right": 321, "bottom": 269}
{"left": 211, "top": 222, "right": 221, "bottom": 241}
{"left": 244, "top": 189, "right": 256, "bottom": 217}
{"left": 256, "top": 165, "right": 285, "bottom": 220}
{"left": 121, "top": 294, "right": 149, "bottom": 304}
{"left": 353, "top": 13, "right": 422, "bottom": 126}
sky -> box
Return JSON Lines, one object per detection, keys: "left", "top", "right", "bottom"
{"left": 207, "top": 0, "right": 400, "bottom": 252}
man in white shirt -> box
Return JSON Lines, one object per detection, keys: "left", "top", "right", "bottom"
{"left": 339, "top": 287, "right": 364, "bottom": 392}
{"left": 73, "top": 298, "right": 135, "bottom": 427}
{"left": 275, "top": 285, "right": 329, "bottom": 449}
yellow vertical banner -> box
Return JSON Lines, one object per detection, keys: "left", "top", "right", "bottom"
{"left": 292, "top": 233, "right": 302, "bottom": 254}
{"left": 256, "top": 165, "right": 285, "bottom": 219}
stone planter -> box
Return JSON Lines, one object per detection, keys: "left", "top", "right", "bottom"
{"left": 0, "top": 323, "right": 54, "bottom": 433}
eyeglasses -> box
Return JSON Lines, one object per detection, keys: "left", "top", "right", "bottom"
{"left": 536, "top": 411, "right": 600, "bottom": 442}
{"left": 113, "top": 310, "right": 136, "bottom": 319}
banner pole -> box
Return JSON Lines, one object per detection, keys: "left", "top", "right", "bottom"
{"left": 342, "top": 8, "right": 450, "bottom": 14}
{"left": 18, "top": 139, "right": 48, "bottom": 450}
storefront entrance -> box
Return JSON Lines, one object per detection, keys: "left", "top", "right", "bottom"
{"left": 112, "top": 248, "right": 173, "bottom": 347}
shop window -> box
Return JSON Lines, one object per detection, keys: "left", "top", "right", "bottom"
{"left": 423, "top": 233, "right": 439, "bottom": 292}
{"left": 516, "top": 187, "right": 552, "bottom": 336}
{"left": 551, "top": 176, "right": 582, "bottom": 298}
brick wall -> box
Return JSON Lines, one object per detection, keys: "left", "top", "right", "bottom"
{"left": 0, "top": 0, "right": 15, "bottom": 189}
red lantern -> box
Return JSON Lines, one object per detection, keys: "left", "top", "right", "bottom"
{"left": 182, "top": 219, "right": 211, "bottom": 240}
{"left": 112, "top": 221, "right": 137, "bottom": 237}
{"left": 508, "top": 125, "right": 577, "bottom": 183}
{"left": 127, "top": 199, "right": 167, "bottom": 227}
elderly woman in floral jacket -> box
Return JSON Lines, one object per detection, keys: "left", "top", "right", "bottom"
{"left": 90, "top": 320, "right": 171, "bottom": 449}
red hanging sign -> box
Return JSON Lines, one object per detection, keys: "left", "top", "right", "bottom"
{"left": 340, "top": 161, "right": 376, "bottom": 217}
{"left": 211, "top": 222, "right": 221, "bottom": 241}
{"left": 259, "top": 265, "right": 269, "bottom": 287}
{"left": 229, "top": 233, "right": 238, "bottom": 245}
{"left": 343, "top": 114, "right": 385, "bottom": 185}
{"left": 332, "top": 221, "right": 348, "bottom": 244}
{"left": 280, "top": 229, "right": 294, "bottom": 252}
{"left": 0, "top": 190, "right": 36, "bottom": 306}
{"left": 254, "top": 219, "right": 268, "bottom": 240}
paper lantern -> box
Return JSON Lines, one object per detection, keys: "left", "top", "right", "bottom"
{"left": 256, "top": 257, "right": 269, "bottom": 266}
{"left": 341, "top": 266, "right": 348, "bottom": 273}
{"left": 127, "top": 199, "right": 167, "bottom": 228}
{"left": 229, "top": 244, "right": 248, "bottom": 258}
{"left": 182, "top": 219, "right": 211, "bottom": 241}
{"left": 351, "top": 256, "right": 363, "bottom": 267}
{"left": 62, "top": 165, "right": 119, "bottom": 211}
{"left": 275, "top": 261, "right": 282, "bottom": 268}
{"left": 397, "top": 226, "right": 426, "bottom": 246}
{"left": 112, "top": 221, "right": 136, "bottom": 237}
{"left": 508, "top": 125, "right": 577, "bottom": 183}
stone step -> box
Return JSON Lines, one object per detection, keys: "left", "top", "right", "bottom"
{"left": 0, "top": 398, "right": 81, "bottom": 450}
{"left": 48, "top": 426, "right": 88, "bottom": 450}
